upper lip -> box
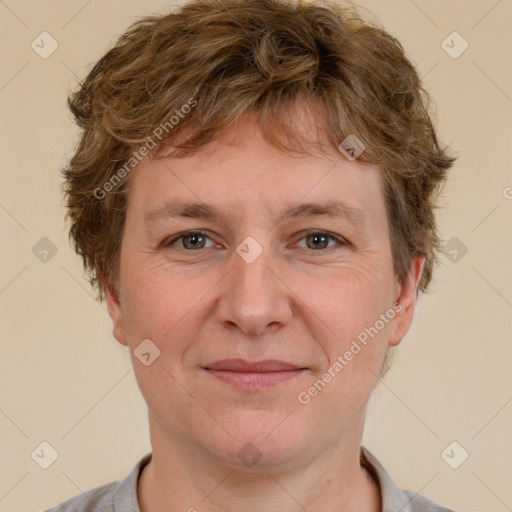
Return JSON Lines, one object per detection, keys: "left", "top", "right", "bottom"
{"left": 203, "top": 359, "right": 305, "bottom": 372}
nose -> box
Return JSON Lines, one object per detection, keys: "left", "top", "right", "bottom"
{"left": 216, "top": 238, "right": 292, "bottom": 337}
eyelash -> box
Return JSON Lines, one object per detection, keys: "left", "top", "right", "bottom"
{"left": 163, "top": 229, "right": 347, "bottom": 252}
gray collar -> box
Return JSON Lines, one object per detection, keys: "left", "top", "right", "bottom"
{"left": 112, "top": 447, "right": 452, "bottom": 512}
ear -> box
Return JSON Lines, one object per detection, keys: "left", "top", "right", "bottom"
{"left": 388, "top": 255, "right": 425, "bottom": 347}
{"left": 103, "top": 281, "right": 129, "bottom": 347}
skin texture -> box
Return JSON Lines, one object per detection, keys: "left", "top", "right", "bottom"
{"left": 105, "top": 114, "right": 424, "bottom": 511}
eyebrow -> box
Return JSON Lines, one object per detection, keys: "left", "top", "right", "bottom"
{"left": 143, "top": 199, "right": 369, "bottom": 228}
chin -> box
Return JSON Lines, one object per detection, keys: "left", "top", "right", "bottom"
{"left": 198, "top": 410, "right": 313, "bottom": 472}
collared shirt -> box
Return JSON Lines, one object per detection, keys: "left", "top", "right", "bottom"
{"left": 45, "top": 447, "right": 455, "bottom": 512}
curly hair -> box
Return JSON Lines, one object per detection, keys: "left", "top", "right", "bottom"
{"left": 62, "top": 0, "right": 456, "bottom": 310}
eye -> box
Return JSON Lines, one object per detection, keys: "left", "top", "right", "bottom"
{"left": 162, "top": 229, "right": 347, "bottom": 252}
{"left": 295, "top": 230, "right": 346, "bottom": 251}
{"left": 163, "top": 230, "right": 215, "bottom": 250}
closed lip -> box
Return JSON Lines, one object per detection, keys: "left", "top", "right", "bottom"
{"left": 203, "top": 359, "right": 305, "bottom": 372}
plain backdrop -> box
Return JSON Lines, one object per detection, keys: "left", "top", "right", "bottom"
{"left": 0, "top": 1, "right": 511, "bottom": 511}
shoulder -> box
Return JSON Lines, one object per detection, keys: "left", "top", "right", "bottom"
{"left": 44, "top": 452, "right": 151, "bottom": 512}
{"left": 399, "top": 488, "right": 455, "bottom": 512}
{"left": 361, "top": 446, "right": 456, "bottom": 512}
{"left": 45, "top": 481, "right": 117, "bottom": 512}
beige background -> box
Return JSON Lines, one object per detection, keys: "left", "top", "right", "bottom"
{"left": 1, "top": 0, "right": 511, "bottom": 511}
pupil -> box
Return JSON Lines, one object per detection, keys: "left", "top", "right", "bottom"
{"left": 311, "top": 234, "right": 327, "bottom": 249}
{"left": 186, "top": 234, "right": 203, "bottom": 249}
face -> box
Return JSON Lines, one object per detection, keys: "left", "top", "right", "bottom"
{"left": 105, "top": 115, "right": 423, "bottom": 472}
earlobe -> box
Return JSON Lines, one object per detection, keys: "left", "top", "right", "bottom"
{"left": 103, "top": 282, "right": 129, "bottom": 347}
{"left": 388, "top": 255, "right": 425, "bottom": 347}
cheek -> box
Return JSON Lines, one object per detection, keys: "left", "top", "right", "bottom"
{"left": 119, "top": 256, "right": 228, "bottom": 376}
{"left": 299, "top": 259, "right": 394, "bottom": 380}
{"left": 300, "top": 275, "right": 391, "bottom": 415}
{"left": 120, "top": 258, "right": 198, "bottom": 345}
{"left": 120, "top": 263, "right": 205, "bottom": 422}
{"left": 305, "top": 257, "right": 392, "bottom": 330}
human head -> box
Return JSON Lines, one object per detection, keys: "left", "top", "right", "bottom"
{"left": 60, "top": 0, "right": 457, "bottom": 484}
{"left": 62, "top": 0, "right": 455, "bottom": 395}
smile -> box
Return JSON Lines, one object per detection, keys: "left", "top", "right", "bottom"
{"left": 202, "top": 359, "right": 308, "bottom": 391}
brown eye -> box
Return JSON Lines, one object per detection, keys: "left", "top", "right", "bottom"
{"left": 181, "top": 233, "right": 207, "bottom": 250}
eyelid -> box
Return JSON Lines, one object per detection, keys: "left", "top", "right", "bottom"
{"left": 163, "top": 229, "right": 214, "bottom": 248}
{"left": 163, "top": 229, "right": 348, "bottom": 251}
{"left": 293, "top": 229, "right": 347, "bottom": 249}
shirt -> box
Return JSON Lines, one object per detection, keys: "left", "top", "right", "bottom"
{"left": 45, "top": 447, "right": 455, "bottom": 512}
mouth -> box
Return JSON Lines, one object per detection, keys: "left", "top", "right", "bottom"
{"left": 202, "top": 359, "right": 308, "bottom": 391}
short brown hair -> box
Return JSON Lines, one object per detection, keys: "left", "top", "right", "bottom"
{"left": 62, "top": 0, "right": 456, "bottom": 305}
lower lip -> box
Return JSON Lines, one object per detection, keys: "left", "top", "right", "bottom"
{"left": 204, "top": 369, "right": 306, "bottom": 390}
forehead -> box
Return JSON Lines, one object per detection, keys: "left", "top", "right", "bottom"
{"left": 126, "top": 116, "right": 386, "bottom": 233}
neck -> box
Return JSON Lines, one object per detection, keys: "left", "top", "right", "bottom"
{"left": 138, "top": 419, "right": 381, "bottom": 512}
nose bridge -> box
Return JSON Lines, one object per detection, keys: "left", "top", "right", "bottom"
{"left": 218, "top": 234, "right": 290, "bottom": 335}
